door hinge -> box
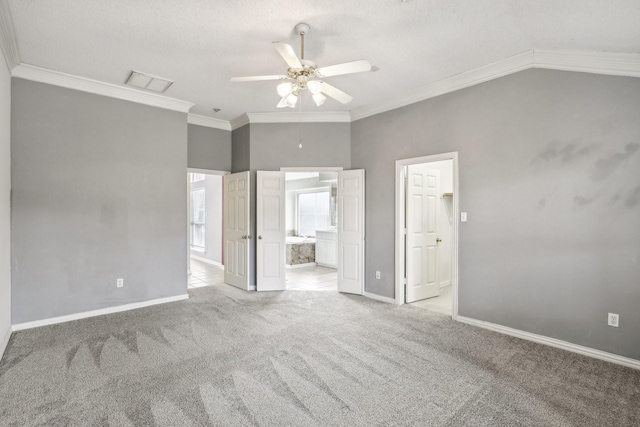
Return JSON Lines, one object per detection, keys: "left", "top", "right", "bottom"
{"left": 403, "top": 228, "right": 407, "bottom": 235}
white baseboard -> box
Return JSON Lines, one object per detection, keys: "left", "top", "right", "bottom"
{"left": 285, "top": 262, "right": 316, "bottom": 269}
{"left": 0, "top": 325, "right": 12, "bottom": 361}
{"left": 440, "top": 280, "right": 451, "bottom": 288}
{"left": 12, "top": 294, "right": 189, "bottom": 332}
{"left": 190, "top": 254, "right": 223, "bottom": 267}
{"left": 363, "top": 291, "right": 396, "bottom": 304}
{"left": 316, "top": 262, "right": 337, "bottom": 269}
{"left": 456, "top": 316, "right": 640, "bottom": 371}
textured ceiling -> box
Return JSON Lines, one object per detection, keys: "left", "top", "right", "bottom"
{"left": 7, "top": 0, "right": 640, "bottom": 121}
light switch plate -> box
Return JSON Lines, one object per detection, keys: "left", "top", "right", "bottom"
{"left": 461, "top": 212, "right": 467, "bottom": 222}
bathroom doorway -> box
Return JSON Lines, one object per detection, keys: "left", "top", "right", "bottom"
{"left": 395, "top": 153, "right": 459, "bottom": 318}
{"left": 284, "top": 171, "right": 338, "bottom": 291}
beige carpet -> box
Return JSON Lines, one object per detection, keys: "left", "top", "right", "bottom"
{"left": 1, "top": 282, "right": 639, "bottom": 426}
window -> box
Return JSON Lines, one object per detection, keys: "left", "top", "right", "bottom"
{"left": 297, "top": 190, "right": 331, "bottom": 237}
{"left": 190, "top": 188, "right": 205, "bottom": 249}
{"left": 190, "top": 173, "right": 206, "bottom": 183}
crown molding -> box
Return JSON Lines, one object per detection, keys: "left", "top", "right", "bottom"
{"left": 350, "top": 51, "right": 533, "bottom": 121}
{"left": 351, "top": 49, "right": 640, "bottom": 122}
{"left": 187, "top": 113, "right": 232, "bottom": 131}
{"left": 533, "top": 49, "right": 640, "bottom": 78}
{"left": 231, "top": 112, "right": 352, "bottom": 130}
{"left": 230, "top": 113, "right": 249, "bottom": 130}
{"left": 0, "top": 0, "right": 20, "bottom": 71}
{"left": 12, "top": 63, "right": 194, "bottom": 113}
{"left": 246, "top": 111, "right": 351, "bottom": 124}
{"left": 7, "top": 49, "right": 638, "bottom": 124}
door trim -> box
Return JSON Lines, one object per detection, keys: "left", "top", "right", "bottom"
{"left": 280, "top": 167, "right": 344, "bottom": 172}
{"left": 394, "top": 152, "right": 459, "bottom": 320}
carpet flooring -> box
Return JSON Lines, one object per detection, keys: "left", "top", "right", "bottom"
{"left": 1, "top": 283, "right": 639, "bottom": 426}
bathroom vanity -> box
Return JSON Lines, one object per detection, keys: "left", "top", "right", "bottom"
{"left": 315, "top": 229, "right": 337, "bottom": 268}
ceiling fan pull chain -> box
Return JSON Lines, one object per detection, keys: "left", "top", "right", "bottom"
{"left": 298, "top": 93, "right": 303, "bottom": 149}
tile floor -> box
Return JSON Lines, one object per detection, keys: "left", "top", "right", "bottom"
{"left": 188, "top": 258, "right": 225, "bottom": 289}
{"left": 409, "top": 285, "right": 452, "bottom": 316}
{"left": 286, "top": 265, "right": 338, "bottom": 292}
{"left": 188, "top": 258, "right": 338, "bottom": 292}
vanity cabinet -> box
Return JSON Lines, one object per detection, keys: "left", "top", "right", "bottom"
{"left": 315, "top": 230, "right": 337, "bottom": 268}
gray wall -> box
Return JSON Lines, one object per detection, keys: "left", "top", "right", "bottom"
{"left": 187, "top": 124, "right": 231, "bottom": 171}
{"left": 0, "top": 53, "right": 11, "bottom": 354}
{"left": 351, "top": 69, "right": 640, "bottom": 360}
{"left": 231, "top": 124, "right": 250, "bottom": 173}
{"left": 11, "top": 79, "right": 188, "bottom": 324}
{"left": 250, "top": 123, "right": 351, "bottom": 170}
{"left": 190, "top": 174, "right": 223, "bottom": 264}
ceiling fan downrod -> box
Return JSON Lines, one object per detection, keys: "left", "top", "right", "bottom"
{"left": 295, "top": 23, "right": 310, "bottom": 61}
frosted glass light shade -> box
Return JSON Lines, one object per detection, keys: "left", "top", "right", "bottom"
{"left": 277, "top": 82, "right": 293, "bottom": 97}
{"left": 307, "top": 80, "right": 323, "bottom": 95}
{"left": 285, "top": 93, "right": 298, "bottom": 108}
{"left": 312, "top": 93, "right": 326, "bottom": 106}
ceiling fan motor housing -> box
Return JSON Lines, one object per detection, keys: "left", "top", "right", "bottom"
{"left": 287, "top": 59, "right": 318, "bottom": 89}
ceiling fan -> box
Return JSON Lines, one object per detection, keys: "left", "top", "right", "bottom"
{"left": 230, "top": 23, "right": 373, "bottom": 108}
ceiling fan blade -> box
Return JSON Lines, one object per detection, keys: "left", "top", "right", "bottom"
{"left": 320, "top": 82, "right": 353, "bottom": 104}
{"left": 316, "top": 59, "right": 372, "bottom": 77}
{"left": 230, "top": 75, "right": 286, "bottom": 82}
{"left": 273, "top": 42, "right": 303, "bottom": 69}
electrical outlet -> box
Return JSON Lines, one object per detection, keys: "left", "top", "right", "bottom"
{"left": 608, "top": 313, "right": 619, "bottom": 327}
{"left": 117, "top": 278, "right": 124, "bottom": 288}
{"left": 375, "top": 271, "right": 381, "bottom": 279}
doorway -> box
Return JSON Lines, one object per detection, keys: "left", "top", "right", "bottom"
{"left": 395, "top": 153, "right": 459, "bottom": 319}
{"left": 247, "top": 167, "right": 364, "bottom": 294}
{"left": 187, "top": 169, "right": 227, "bottom": 289}
{"left": 284, "top": 171, "right": 338, "bottom": 292}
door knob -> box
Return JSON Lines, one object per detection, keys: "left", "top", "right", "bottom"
{"left": 436, "top": 238, "right": 442, "bottom": 243}
{"left": 241, "top": 235, "right": 246, "bottom": 239}
{"left": 258, "top": 235, "right": 263, "bottom": 239}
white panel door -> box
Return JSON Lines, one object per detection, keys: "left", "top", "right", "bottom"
{"left": 223, "top": 171, "right": 251, "bottom": 291}
{"left": 337, "top": 169, "right": 365, "bottom": 295}
{"left": 256, "top": 171, "right": 286, "bottom": 291}
{"left": 405, "top": 165, "right": 440, "bottom": 303}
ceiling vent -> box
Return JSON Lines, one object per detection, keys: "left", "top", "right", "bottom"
{"left": 125, "top": 70, "right": 173, "bottom": 93}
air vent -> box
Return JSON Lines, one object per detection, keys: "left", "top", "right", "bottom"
{"left": 125, "top": 71, "right": 173, "bottom": 93}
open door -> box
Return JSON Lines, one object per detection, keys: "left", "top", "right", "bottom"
{"left": 256, "top": 171, "right": 286, "bottom": 291}
{"left": 405, "top": 165, "right": 440, "bottom": 303}
{"left": 337, "top": 169, "right": 365, "bottom": 295}
{"left": 223, "top": 171, "right": 251, "bottom": 290}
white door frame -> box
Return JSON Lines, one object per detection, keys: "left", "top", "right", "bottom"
{"left": 394, "top": 152, "right": 459, "bottom": 319}
{"left": 187, "top": 168, "right": 229, "bottom": 276}
{"left": 280, "top": 167, "right": 344, "bottom": 172}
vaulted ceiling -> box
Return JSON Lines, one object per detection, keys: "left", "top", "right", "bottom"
{"left": 7, "top": 0, "right": 640, "bottom": 122}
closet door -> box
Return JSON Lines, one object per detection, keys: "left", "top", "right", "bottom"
{"left": 405, "top": 166, "right": 440, "bottom": 303}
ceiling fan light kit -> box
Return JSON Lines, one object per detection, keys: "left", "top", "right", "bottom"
{"left": 230, "top": 23, "right": 373, "bottom": 108}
